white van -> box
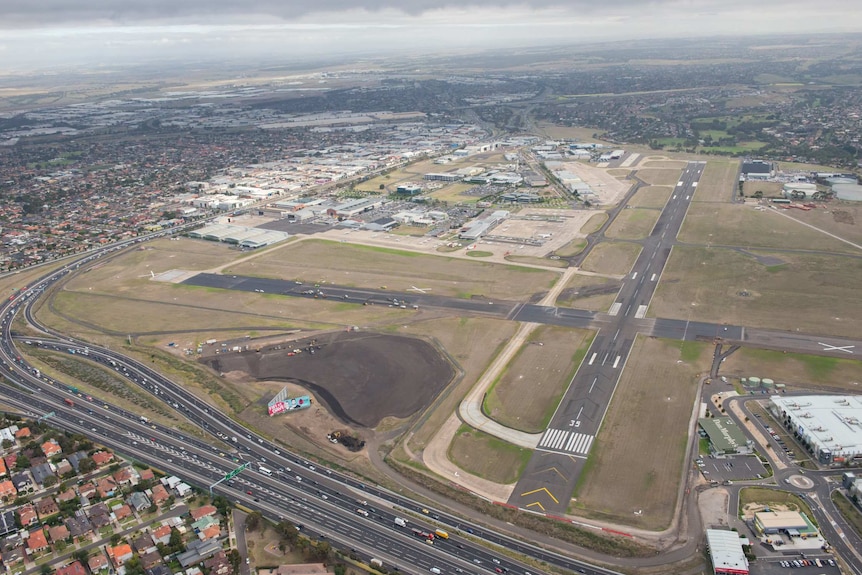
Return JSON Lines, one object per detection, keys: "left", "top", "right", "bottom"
{"left": 430, "top": 569, "right": 441, "bottom": 575}
{"left": 258, "top": 466, "right": 273, "bottom": 476}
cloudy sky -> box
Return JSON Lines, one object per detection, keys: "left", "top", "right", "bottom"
{"left": 2, "top": 0, "right": 861, "bottom": 72}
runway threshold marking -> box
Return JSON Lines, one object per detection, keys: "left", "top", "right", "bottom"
{"left": 588, "top": 353, "right": 597, "bottom": 365}
{"left": 538, "top": 429, "right": 595, "bottom": 455}
{"left": 635, "top": 305, "right": 648, "bottom": 319}
{"left": 612, "top": 355, "right": 621, "bottom": 368}
{"left": 608, "top": 302, "right": 621, "bottom": 316}
{"left": 650, "top": 273, "right": 657, "bottom": 281}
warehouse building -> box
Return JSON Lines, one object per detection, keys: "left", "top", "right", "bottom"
{"left": 189, "top": 224, "right": 289, "bottom": 248}
{"left": 769, "top": 395, "right": 862, "bottom": 464}
{"left": 706, "top": 529, "right": 749, "bottom": 575}
{"left": 753, "top": 510, "right": 817, "bottom": 538}
{"left": 698, "top": 417, "right": 754, "bottom": 455}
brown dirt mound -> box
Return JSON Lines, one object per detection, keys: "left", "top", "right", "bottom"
{"left": 201, "top": 331, "right": 455, "bottom": 427}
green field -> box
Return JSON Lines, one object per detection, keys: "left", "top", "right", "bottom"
{"left": 605, "top": 208, "right": 661, "bottom": 240}
{"left": 483, "top": 326, "right": 594, "bottom": 433}
{"left": 691, "top": 160, "right": 739, "bottom": 202}
{"left": 579, "top": 242, "right": 642, "bottom": 276}
{"left": 650, "top": 246, "right": 862, "bottom": 338}
{"left": 448, "top": 424, "right": 533, "bottom": 484}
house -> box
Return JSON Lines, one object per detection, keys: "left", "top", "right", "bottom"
{"left": 67, "top": 451, "right": 89, "bottom": 472}
{"left": 32, "top": 461, "right": 58, "bottom": 485}
{"left": 140, "top": 550, "right": 163, "bottom": 570}
{"left": 150, "top": 484, "right": 169, "bottom": 505}
{"left": 55, "top": 459, "right": 73, "bottom": 476}
{"left": 0, "top": 479, "right": 16, "bottom": 499}
{"left": 146, "top": 565, "right": 172, "bottom": 575}
{"left": 48, "top": 524, "right": 70, "bottom": 543}
{"left": 113, "top": 468, "right": 134, "bottom": 485}
{"left": 10, "top": 472, "right": 31, "bottom": 492}
{"left": 0, "top": 538, "right": 24, "bottom": 566}
{"left": 88, "top": 553, "right": 110, "bottom": 573}
{"left": 175, "top": 482, "right": 192, "bottom": 497}
{"left": 177, "top": 539, "right": 221, "bottom": 567}
{"left": 56, "top": 488, "right": 77, "bottom": 503}
{"left": 3, "top": 454, "right": 16, "bottom": 471}
{"left": 265, "top": 564, "right": 328, "bottom": 575}
{"left": 41, "top": 439, "right": 62, "bottom": 458}
{"left": 0, "top": 425, "right": 19, "bottom": 443}
{"left": 91, "top": 451, "right": 114, "bottom": 467}
{"left": 88, "top": 504, "right": 111, "bottom": 529}
{"left": 128, "top": 491, "right": 151, "bottom": 512}
{"left": 17, "top": 503, "right": 37, "bottom": 527}
{"left": 138, "top": 469, "right": 155, "bottom": 482}
{"left": 0, "top": 509, "right": 16, "bottom": 538}
{"left": 107, "top": 543, "right": 134, "bottom": 567}
{"left": 190, "top": 505, "right": 217, "bottom": 521}
{"left": 35, "top": 497, "right": 60, "bottom": 519}
{"left": 152, "top": 525, "right": 172, "bottom": 545}
{"left": 199, "top": 524, "right": 221, "bottom": 541}
{"left": 132, "top": 533, "right": 155, "bottom": 555}
{"left": 26, "top": 529, "right": 49, "bottom": 554}
{"left": 96, "top": 477, "right": 117, "bottom": 498}
{"left": 113, "top": 504, "right": 132, "bottom": 521}
{"left": 78, "top": 481, "right": 97, "bottom": 499}
{"left": 192, "top": 515, "right": 219, "bottom": 534}
{"left": 203, "top": 550, "right": 233, "bottom": 575}
{"left": 14, "top": 427, "right": 30, "bottom": 440}
{"left": 56, "top": 561, "right": 87, "bottom": 575}
{"left": 65, "top": 516, "right": 93, "bottom": 540}
{"left": 0, "top": 458, "right": 6, "bottom": 477}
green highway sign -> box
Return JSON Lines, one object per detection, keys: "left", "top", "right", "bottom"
{"left": 224, "top": 462, "right": 249, "bottom": 481}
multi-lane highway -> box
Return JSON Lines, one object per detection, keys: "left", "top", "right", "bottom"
{"left": 0, "top": 247, "right": 618, "bottom": 575}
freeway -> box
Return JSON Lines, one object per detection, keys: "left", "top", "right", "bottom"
{"left": 0, "top": 247, "right": 619, "bottom": 575}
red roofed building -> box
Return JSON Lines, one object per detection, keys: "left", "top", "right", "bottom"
{"left": 26, "top": 529, "right": 49, "bottom": 554}
{"left": 41, "top": 439, "right": 62, "bottom": 458}
{"left": 91, "top": 451, "right": 114, "bottom": 466}
{"left": 113, "top": 505, "right": 132, "bottom": 521}
{"left": 17, "top": 503, "right": 37, "bottom": 526}
{"left": 48, "top": 524, "right": 70, "bottom": 543}
{"left": 152, "top": 525, "right": 172, "bottom": 545}
{"left": 107, "top": 543, "right": 133, "bottom": 567}
{"left": 56, "top": 561, "right": 87, "bottom": 575}
{"left": 151, "top": 484, "right": 169, "bottom": 505}
{"left": 0, "top": 479, "right": 16, "bottom": 499}
{"left": 0, "top": 458, "right": 7, "bottom": 476}
{"left": 14, "top": 427, "right": 30, "bottom": 440}
{"left": 88, "top": 554, "right": 110, "bottom": 573}
{"left": 190, "top": 505, "right": 217, "bottom": 521}
{"left": 139, "top": 469, "right": 155, "bottom": 482}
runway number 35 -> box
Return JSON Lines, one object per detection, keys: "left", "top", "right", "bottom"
{"left": 569, "top": 420, "right": 580, "bottom": 428}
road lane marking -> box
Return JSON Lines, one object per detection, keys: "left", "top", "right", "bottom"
{"left": 651, "top": 273, "right": 657, "bottom": 281}
{"left": 589, "top": 376, "right": 598, "bottom": 393}
{"left": 631, "top": 272, "right": 637, "bottom": 279}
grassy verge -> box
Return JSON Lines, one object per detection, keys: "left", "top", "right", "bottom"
{"left": 831, "top": 491, "right": 862, "bottom": 539}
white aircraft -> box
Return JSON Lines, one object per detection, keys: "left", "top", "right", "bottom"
{"left": 408, "top": 286, "right": 432, "bottom": 294}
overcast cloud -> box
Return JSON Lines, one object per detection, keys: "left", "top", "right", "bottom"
{"left": 1, "top": 1, "right": 861, "bottom": 72}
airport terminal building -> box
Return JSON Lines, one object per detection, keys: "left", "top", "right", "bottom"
{"left": 769, "top": 395, "right": 862, "bottom": 465}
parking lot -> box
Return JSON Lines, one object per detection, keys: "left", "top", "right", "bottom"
{"left": 697, "top": 454, "right": 768, "bottom": 482}
{"left": 753, "top": 556, "right": 838, "bottom": 574}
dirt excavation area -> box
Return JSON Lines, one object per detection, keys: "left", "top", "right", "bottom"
{"left": 200, "top": 331, "right": 455, "bottom": 427}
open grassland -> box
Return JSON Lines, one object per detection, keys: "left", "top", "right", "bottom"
{"left": 641, "top": 160, "right": 688, "bottom": 169}
{"left": 776, "top": 160, "right": 855, "bottom": 173}
{"left": 691, "top": 160, "right": 739, "bottom": 202}
{"left": 678, "top": 203, "right": 858, "bottom": 253}
{"left": 634, "top": 168, "right": 682, "bottom": 186}
{"left": 739, "top": 487, "right": 816, "bottom": 520}
{"left": 555, "top": 273, "right": 620, "bottom": 312}
{"left": 628, "top": 185, "right": 672, "bottom": 209}
{"left": 776, "top": 203, "right": 862, "bottom": 247}
{"left": 573, "top": 337, "right": 708, "bottom": 530}
{"left": 722, "top": 348, "right": 862, "bottom": 390}
{"left": 553, "top": 238, "right": 587, "bottom": 258}
{"left": 429, "top": 182, "right": 484, "bottom": 204}
{"left": 226, "top": 239, "right": 558, "bottom": 300}
{"left": 607, "top": 168, "right": 631, "bottom": 178}
{"left": 605, "top": 208, "right": 661, "bottom": 240}
{"left": 580, "top": 213, "right": 608, "bottom": 235}
{"left": 832, "top": 492, "right": 862, "bottom": 539}
{"left": 390, "top": 225, "right": 431, "bottom": 237}
{"left": 400, "top": 317, "right": 519, "bottom": 452}
{"left": 448, "top": 424, "right": 532, "bottom": 484}
{"left": 650, "top": 247, "right": 862, "bottom": 338}
{"left": 580, "top": 242, "right": 641, "bottom": 276}
{"left": 484, "top": 326, "right": 594, "bottom": 433}
{"left": 742, "top": 181, "right": 783, "bottom": 198}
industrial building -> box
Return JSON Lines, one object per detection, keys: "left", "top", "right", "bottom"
{"left": 188, "top": 224, "right": 289, "bottom": 248}
{"left": 826, "top": 176, "right": 862, "bottom": 201}
{"left": 741, "top": 160, "right": 773, "bottom": 180}
{"left": 769, "top": 395, "right": 862, "bottom": 464}
{"left": 698, "top": 417, "right": 754, "bottom": 455}
{"left": 781, "top": 182, "right": 818, "bottom": 199}
{"left": 706, "top": 529, "right": 749, "bottom": 575}
{"left": 753, "top": 510, "right": 817, "bottom": 538}
{"left": 396, "top": 184, "right": 423, "bottom": 195}
{"left": 423, "top": 172, "right": 460, "bottom": 182}
{"left": 459, "top": 210, "right": 509, "bottom": 241}
{"left": 326, "top": 197, "right": 386, "bottom": 219}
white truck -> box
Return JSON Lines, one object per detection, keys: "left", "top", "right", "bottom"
{"left": 394, "top": 517, "right": 407, "bottom": 527}
{"left": 370, "top": 559, "right": 383, "bottom": 568}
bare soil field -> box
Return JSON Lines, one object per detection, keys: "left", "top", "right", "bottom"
{"left": 628, "top": 186, "right": 673, "bottom": 209}
{"left": 692, "top": 160, "right": 739, "bottom": 203}
{"left": 555, "top": 274, "right": 621, "bottom": 312}
{"left": 678, "top": 203, "right": 858, "bottom": 253}
{"left": 225, "top": 239, "right": 558, "bottom": 301}
{"left": 633, "top": 168, "right": 682, "bottom": 187}
{"left": 579, "top": 242, "right": 642, "bottom": 276}
{"left": 650, "top": 247, "right": 862, "bottom": 338}
{"left": 580, "top": 213, "right": 608, "bottom": 234}
{"left": 605, "top": 208, "right": 661, "bottom": 240}
{"left": 484, "top": 326, "right": 594, "bottom": 433}
{"left": 573, "top": 337, "right": 708, "bottom": 530}
{"left": 448, "top": 424, "right": 532, "bottom": 484}
{"left": 200, "top": 331, "right": 454, "bottom": 427}
{"left": 742, "top": 181, "right": 783, "bottom": 197}
{"left": 398, "top": 317, "right": 518, "bottom": 452}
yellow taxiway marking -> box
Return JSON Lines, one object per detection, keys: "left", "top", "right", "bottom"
{"left": 520, "top": 487, "right": 559, "bottom": 504}
{"left": 524, "top": 501, "right": 545, "bottom": 511}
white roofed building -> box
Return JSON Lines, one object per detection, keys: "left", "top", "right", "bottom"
{"left": 706, "top": 529, "right": 749, "bottom": 575}
{"left": 770, "top": 395, "right": 862, "bottom": 465}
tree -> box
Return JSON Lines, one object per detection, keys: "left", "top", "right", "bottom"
{"left": 72, "top": 548, "right": 90, "bottom": 563}
{"left": 43, "top": 475, "right": 58, "bottom": 488}
{"left": 313, "top": 541, "right": 332, "bottom": 561}
{"left": 227, "top": 549, "right": 241, "bottom": 572}
{"left": 15, "top": 454, "right": 30, "bottom": 470}
{"left": 78, "top": 457, "right": 96, "bottom": 474}
{"left": 246, "top": 511, "right": 263, "bottom": 532}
